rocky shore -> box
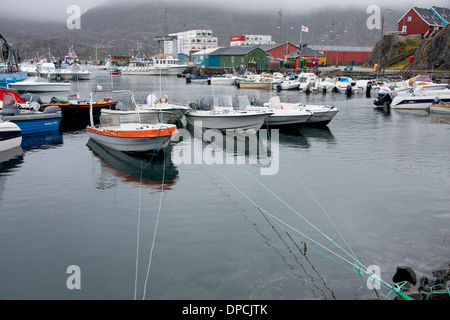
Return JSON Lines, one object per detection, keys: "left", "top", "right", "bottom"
{"left": 392, "top": 262, "right": 450, "bottom": 300}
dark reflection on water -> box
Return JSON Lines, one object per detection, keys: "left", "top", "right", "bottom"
{"left": 86, "top": 139, "right": 179, "bottom": 191}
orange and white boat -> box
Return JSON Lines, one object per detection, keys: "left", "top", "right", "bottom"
{"left": 86, "top": 89, "right": 177, "bottom": 152}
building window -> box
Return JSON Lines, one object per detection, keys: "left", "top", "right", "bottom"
{"left": 407, "top": 16, "right": 412, "bottom": 22}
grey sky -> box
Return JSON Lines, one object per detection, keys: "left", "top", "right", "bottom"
{"left": 1, "top": 0, "right": 449, "bottom": 22}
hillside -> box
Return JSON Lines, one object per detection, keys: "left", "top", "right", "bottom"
{"left": 364, "top": 25, "right": 450, "bottom": 71}
{"left": 1, "top": 2, "right": 399, "bottom": 61}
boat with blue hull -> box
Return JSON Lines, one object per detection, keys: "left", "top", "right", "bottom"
{"left": 1, "top": 91, "right": 61, "bottom": 135}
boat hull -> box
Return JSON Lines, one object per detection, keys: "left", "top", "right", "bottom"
{"left": 185, "top": 111, "right": 269, "bottom": 131}
{"left": 0, "top": 122, "right": 22, "bottom": 152}
{"left": 8, "top": 83, "right": 71, "bottom": 93}
{"left": 3, "top": 113, "right": 62, "bottom": 135}
{"left": 86, "top": 124, "right": 176, "bottom": 152}
{"left": 428, "top": 103, "right": 450, "bottom": 114}
{"left": 238, "top": 81, "right": 273, "bottom": 89}
{"left": 266, "top": 111, "right": 312, "bottom": 126}
{"left": 41, "top": 101, "right": 118, "bottom": 127}
{"left": 391, "top": 96, "right": 450, "bottom": 110}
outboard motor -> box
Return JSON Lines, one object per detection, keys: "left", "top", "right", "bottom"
{"left": 234, "top": 79, "right": 240, "bottom": 88}
{"left": 276, "top": 82, "right": 282, "bottom": 91}
{"left": 21, "top": 93, "right": 44, "bottom": 104}
{"left": 251, "top": 98, "right": 264, "bottom": 106}
{"left": 185, "top": 74, "right": 192, "bottom": 84}
{"left": 197, "top": 96, "right": 213, "bottom": 110}
{"left": 345, "top": 85, "right": 352, "bottom": 97}
{"left": 373, "top": 86, "right": 396, "bottom": 107}
{"left": 366, "top": 82, "right": 372, "bottom": 98}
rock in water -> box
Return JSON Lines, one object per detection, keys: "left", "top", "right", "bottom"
{"left": 393, "top": 266, "right": 417, "bottom": 286}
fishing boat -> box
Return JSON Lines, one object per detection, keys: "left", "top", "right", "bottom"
{"left": 1, "top": 91, "right": 62, "bottom": 134}
{"left": 0, "top": 119, "right": 22, "bottom": 152}
{"left": 239, "top": 96, "right": 312, "bottom": 127}
{"left": 40, "top": 93, "right": 118, "bottom": 126}
{"left": 275, "top": 76, "right": 300, "bottom": 91}
{"left": 85, "top": 89, "right": 177, "bottom": 152}
{"left": 8, "top": 76, "right": 71, "bottom": 93}
{"left": 262, "top": 96, "right": 339, "bottom": 127}
{"left": 185, "top": 95, "right": 271, "bottom": 131}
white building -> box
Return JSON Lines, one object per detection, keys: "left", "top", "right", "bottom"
{"left": 164, "top": 29, "right": 218, "bottom": 56}
{"left": 230, "top": 35, "right": 275, "bottom": 46}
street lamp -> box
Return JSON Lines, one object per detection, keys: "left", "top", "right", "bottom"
{"left": 377, "top": 8, "right": 393, "bottom": 80}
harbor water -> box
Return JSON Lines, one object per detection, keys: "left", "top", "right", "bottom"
{"left": 0, "top": 71, "right": 449, "bottom": 300}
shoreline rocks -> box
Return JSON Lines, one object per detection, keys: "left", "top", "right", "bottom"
{"left": 392, "top": 262, "right": 450, "bottom": 300}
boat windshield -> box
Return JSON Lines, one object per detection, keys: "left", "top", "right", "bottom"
{"left": 214, "top": 95, "right": 233, "bottom": 109}
{"left": 237, "top": 96, "right": 250, "bottom": 109}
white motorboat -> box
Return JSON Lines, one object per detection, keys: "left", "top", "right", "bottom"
{"left": 136, "top": 94, "right": 190, "bottom": 123}
{"left": 209, "top": 74, "right": 237, "bottom": 85}
{"left": 298, "top": 73, "right": 318, "bottom": 92}
{"left": 235, "top": 76, "right": 274, "bottom": 90}
{"left": 58, "top": 64, "right": 94, "bottom": 80}
{"left": 239, "top": 96, "right": 312, "bottom": 127}
{"left": 263, "top": 96, "right": 339, "bottom": 126}
{"left": 332, "top": 77, "right": 361, "bottom": 94}
{"left": 85, "top": 89, "right": 177, "bottom": 152}
{"left": 8, "top": 76, "right": 71, "bottom": 92}
{"left": 185, "top": 95, "right": 271, "bottom": 131}
{"left": 316, "top": 77, "right": 335, "bottom": 92}
{"left": 275, "top": 76, "right": 300, "bottom": 91}
{"left": 38, "top": 62, "right": 58, "bottom": 80}
{"left": 374, "top": 85, "right": 450, "bottom": 110}
{"left": 0, "top": 119, "right": 22, "bottom": 152}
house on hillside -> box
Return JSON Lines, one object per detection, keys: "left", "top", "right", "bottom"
{"left": 397, "top": 6, "right": 449, "bottom": 37}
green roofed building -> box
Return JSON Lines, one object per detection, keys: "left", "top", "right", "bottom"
{"left": 207, "top": 46, "right": 270, "bottom": 69}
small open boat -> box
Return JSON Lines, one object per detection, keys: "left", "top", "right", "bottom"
{"left": 85, "top": 89, "right": 177, "bottom": 152}
{"left": 8, "top": 76, "right": 71, "bottom": 93}
{"left": 185, "top": 95, "right": 271, "bottom": 131}
{"left": 1, "top": 91, "right": 62, "bottom": 135}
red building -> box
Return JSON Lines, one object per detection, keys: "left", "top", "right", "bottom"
{"left": 310, "top": 46, "right": 373, "bottom": 66}
{"left": 258, "top": 43, "right": 300, "bottom": 60}
{"left": 397, "top": 6, "right": 448, "bottom": 36}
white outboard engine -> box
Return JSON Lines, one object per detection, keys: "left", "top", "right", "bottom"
{"left": 373, "top": 86, "right": 397, "bottom": 107}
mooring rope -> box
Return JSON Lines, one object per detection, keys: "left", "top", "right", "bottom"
{"left": 174, "top": 105, "right": 406, "bottom": 299}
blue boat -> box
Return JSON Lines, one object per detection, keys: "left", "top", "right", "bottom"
{"left": 1, "top": 91, "right": 62, "bottom": 135}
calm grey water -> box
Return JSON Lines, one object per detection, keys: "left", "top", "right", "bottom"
{"left": 0, "top": 71, "right": 449, "bottom": 300}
